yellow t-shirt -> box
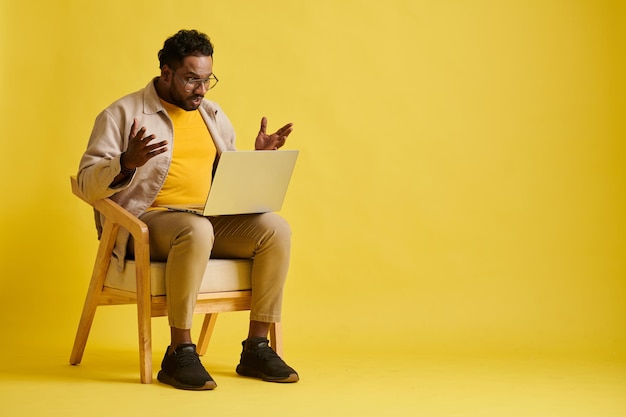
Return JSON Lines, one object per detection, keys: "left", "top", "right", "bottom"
{"left": 151, "top": 100, "right": 216, "bottom": 208}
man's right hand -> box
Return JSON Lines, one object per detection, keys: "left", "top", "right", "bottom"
{"left": 122, "top": 118, "right": 168, "bottom": 170}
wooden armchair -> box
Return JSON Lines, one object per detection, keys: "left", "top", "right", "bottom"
{"left": 68, "top": 176, "right": 282, "bottom": 383}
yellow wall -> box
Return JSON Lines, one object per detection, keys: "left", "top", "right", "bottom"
{"left": 0, "top": 0, "right": 624, "bottom": 359}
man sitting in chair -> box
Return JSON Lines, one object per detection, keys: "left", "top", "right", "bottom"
{"left": 77, "top": 29, "right": 298, "bottom": 390}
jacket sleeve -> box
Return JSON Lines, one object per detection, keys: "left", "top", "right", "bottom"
{"left": 77, "top": 109, "right": 134, "bottom": 202}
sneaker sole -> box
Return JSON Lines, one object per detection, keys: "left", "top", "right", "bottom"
{"left": 236, "top": 365, "right": 299, "bottom": 383}
{"left": 157, "top": 371, "right": 217, "bottom": 390}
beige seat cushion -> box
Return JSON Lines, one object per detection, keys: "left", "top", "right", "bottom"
{"left": 104, "top": 258, "right": 253, "bottom": 296}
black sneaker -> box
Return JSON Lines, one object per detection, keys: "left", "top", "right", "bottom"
{"left": 157, "top": 344, "right": 217, "bottom": 390}
{"left": 236, "top": 337, "right": 299, "bottom": 383}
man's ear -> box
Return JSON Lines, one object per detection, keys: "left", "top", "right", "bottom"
{"left": 160, "top": 65, "right": 173, "bottom": 82}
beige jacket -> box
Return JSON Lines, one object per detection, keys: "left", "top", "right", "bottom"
{"left": 77, "top": 78, "right": 237, "bottom": 267}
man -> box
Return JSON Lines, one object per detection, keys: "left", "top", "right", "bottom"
{"left": 78, "top": 29, "right": 298, "bottom": 390}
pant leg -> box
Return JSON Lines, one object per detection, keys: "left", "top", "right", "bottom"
{"left": 209, "top": 212, "right": 292, "bottom": 323}
{"left": 131, "top": 210, "right": 215, "bottom": 329}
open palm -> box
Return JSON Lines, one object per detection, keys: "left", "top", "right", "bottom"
{"left": 255, "top": 117, "right": 293, "bottom": 150}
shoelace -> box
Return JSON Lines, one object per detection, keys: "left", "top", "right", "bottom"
{"left": 175, "top": 349, "right": 201, "bottom": 367}
{"left": 253, "top": 344, "right": 281, "bottom": 361}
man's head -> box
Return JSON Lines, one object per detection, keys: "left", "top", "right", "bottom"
{"left": 158, "top": 29, "right": 214, "bottom": 69}
{"left": 156, "top": 30, "right": 217, "bottom": 111}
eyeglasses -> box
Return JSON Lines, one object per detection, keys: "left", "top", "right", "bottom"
{"left": 175, "top": 73, "right": 219, "bottom": 92}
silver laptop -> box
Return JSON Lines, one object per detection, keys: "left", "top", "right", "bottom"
{"left": 162, "top": 150, "right": 299, "bottom": 216}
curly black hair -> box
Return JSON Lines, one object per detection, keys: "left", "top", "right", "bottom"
{"left": 158, "top": 29, "right": 214, "bottom": 69}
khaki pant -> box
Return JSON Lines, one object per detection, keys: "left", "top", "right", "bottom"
{"left": 128, "top": 210, "right": 291, "bottom": 329}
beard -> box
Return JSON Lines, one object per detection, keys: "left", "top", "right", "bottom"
{"left": 168, "top": 84, "right": 203, "bottom": 111}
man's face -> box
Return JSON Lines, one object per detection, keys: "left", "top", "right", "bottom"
{"left": 163, "top": 55, "right": 213, "bottom": 111}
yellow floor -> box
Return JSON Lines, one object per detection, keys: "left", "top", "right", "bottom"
{"left": 1, "top": 341, "right": 624, "bottom": 417}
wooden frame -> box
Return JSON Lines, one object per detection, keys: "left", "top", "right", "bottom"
{"left": 68, "top": 176, "right": 282, "bottom": 383}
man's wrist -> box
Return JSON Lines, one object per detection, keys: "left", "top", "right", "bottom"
{"left": 120, "top": 152, "right": 136, "bottom": 175}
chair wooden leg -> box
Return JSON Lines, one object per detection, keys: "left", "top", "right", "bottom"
{"left": 134, "top": 239, "right": 153, "bottom": 384}
{"left": 69, "top": 285, "right": 102, "bottom": 365}
{"left": 197, "top": 313, "right": 218, "bottom": 356}
{"left": 70, "top": 221, "right": 118, "bottom": 366}
{"left": 136, "top": 302, "right": 152, "bottom": 384}
{"left": 270, "top": 322, "right": 283, "bottom": 357}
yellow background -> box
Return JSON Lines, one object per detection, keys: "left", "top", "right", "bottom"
{"left": 0, "top": 0, "right": 624, "bottom": 414}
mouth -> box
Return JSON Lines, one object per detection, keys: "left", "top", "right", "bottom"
{"left": 191, "top": 96, "right": 203, "bottom": 107}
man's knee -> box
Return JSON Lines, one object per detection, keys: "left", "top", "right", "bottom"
{"left": 191, "top": 213, "right": 215, "bottom": 234}
{"left": 262, "top": 213, "right": 291, "bottom": 235}
{"left": 258, "top": 213, "right": 291, "bottom": 250}
{"left": 177, "top": 214, "right": 215, "bottom": 246}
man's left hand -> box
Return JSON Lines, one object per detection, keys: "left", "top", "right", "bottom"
{"left": 255, "top": 117, "right": 293, "bottom": 150}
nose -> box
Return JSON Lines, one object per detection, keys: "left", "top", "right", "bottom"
{"left": 193, "top": 82, "right": 208, "bottom": 94}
